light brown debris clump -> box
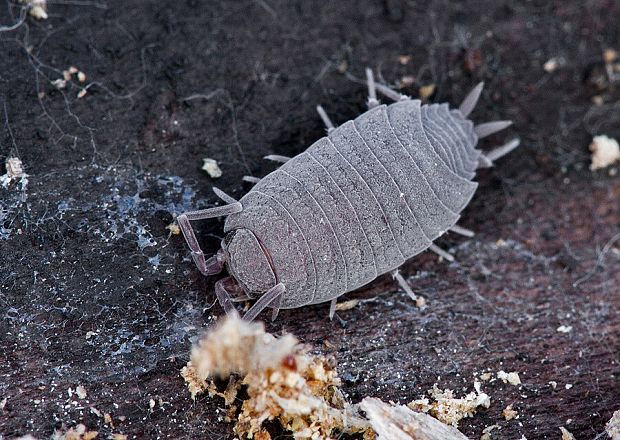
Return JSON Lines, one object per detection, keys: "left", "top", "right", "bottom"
{"left": 407, "top": 381, "right": 491, "bottom": 427}
{"left": 360, "top": 397, "right": 469, "bottom": 440}
{"left": 51, "top": 424, "right": 98, "bottom": 440}
{"left": 502, "top": 404, "right": 518, "bottom": 421}
{"left": 181, "top": 316, "right": 371, "bottom": 439}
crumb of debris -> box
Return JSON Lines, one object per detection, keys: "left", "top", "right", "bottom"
{"left": 419, "top": 84, "right": 436, "bottom": 101}
{"left": 77, "top": 89, "right": 87, "bottom": 99}
{"left": 202, "top": 158, "right": 222, "bottom": 178}
{"left": 77, "top": 71, "right": 87, "bottom": 82}
{"left": 400, "top": 76, "right": 415, "bottom": 88}
{"left": 110, "top": 435, "right": 127, "bottom": 440}
{"left": 181, "top": 316, "right": 371, "bottom": 439}
{"left": 603, "top": 48, "right": 618, "bottom": 64}
{"left": 103, "top": 413, "right": 113, "bottom": 427}
{"left": 592, "top": 95, "right": 604, "bottom": 106}
{"left": 548, "top": 381, "right": 557, "bottom": 389}
{"left": 415, "top": 296, "right": 427, "bottom": 308}
{"left": 166, "top": 223, "right": 181, "bottom": 235}
{"left": 75, "top": 385, "right": 87, "bottom": 399}
{"left": 90, "top": 407, "right": 102, "bottom": 417}
{"left": 15, "top": 436, "right": 38, "bottom": 440}
{"left": 480, "top": 424, "right": 500, "bottom": 440}
{"left": 502, "top": 405, "right": 518, "bottom": 421}
{"left": 543, "top": 57, "right": 561, "bottom": 73}
{"left": 408, "top": 381, "right": 490, "bottom": 428}
{"left": 559, "top": 426, "right": 575, "bottom": 440}
{"left": 335, "top": 299, "right": 359, "bottom": 312}
{"left": 607, "top": 410, "right": 620, "bottom": 439}
{"left": 361, "top": 397, "right": 469, "bottom": 440}
{"left": 565, "top": 384, "right": 573, "bottom": 390}
{"left": 589, "top": 135, "right": 620, "bottom": 170}
{"left": 52, "top": 78, "right": 67, "bottom": 89}
{"left": 399, "top": 55, "right": 412, "bottom": 65}
{"left": 496, "top": 371, "right": 521, "bottom": 386}
{"left": 5, "top": 157, "right": 25, "bottom": 179}
{"left": 556, "top": 325, "right": 573, "bottom": 333}
{"left": 51, "top": 424, "right": 98, "bottom": 440}
{"left": 337, "top": 59, "right": 348, "bottom": 74}
{"left": 20, "top": 0, "right": 47, "bottom": 19}
{"left": 479, "top": 373, "right": 492, "bottom": 381}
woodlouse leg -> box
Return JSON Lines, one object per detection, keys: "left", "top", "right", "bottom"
{"left": 391, "top": 270, "right": 418, "bottom": 302}
{"left": 459, "top": 82, "right": 484, "bottom": 117}
{"left": 264, "top": 154, "right": 291, "bottom": 164}
{"left": 215, "top": 277, "right": 241, "bottom": 318}
{"left": 177, "top": 201, "right": 242, "bottom": 276}
{"left": 329, "top": 298, "right": 337, "bottom": 320}
{"left": 449, "top": 225, "right": 475, "bottom": 237}
{"left": 242, "top": 175, "right": 261, "bottom": 184}
{"left": 242, "top": 283, "right": 285, "bottom": 322}
{"left": 365, "top": 68, "right": 380, "bottom": 109}
{"left": 478, "top": 138, "right": 521, "bottom": 169}
{"left": 474, "top": 120, "right": 513, "bottom": 138}
{"left": 316, "top": 105, "right": 335, "bottom": 133}
{"left": 428, "top": 243, "right": 455, "bottom": 262}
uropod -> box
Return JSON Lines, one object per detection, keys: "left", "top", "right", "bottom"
{"left": 178, "top": 69, "right": 520, "bottom": 321}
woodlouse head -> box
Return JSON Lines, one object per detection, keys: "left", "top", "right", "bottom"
{"left": 223, "top": 228, "right": 277, "bottom": 298}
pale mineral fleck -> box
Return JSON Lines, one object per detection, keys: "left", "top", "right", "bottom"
{"left": 202, "top": 158, "right": 222, "bottom": 178}
{"left": 590, "top": 135, "right": 620, "bottom": 170}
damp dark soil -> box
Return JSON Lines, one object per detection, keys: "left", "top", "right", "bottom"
{"left": 1, "top": 1, "right": 619, "bottom": 439}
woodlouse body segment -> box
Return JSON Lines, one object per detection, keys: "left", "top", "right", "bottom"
{"left": 177, "top": 70, "right": 519, "bottom": 320}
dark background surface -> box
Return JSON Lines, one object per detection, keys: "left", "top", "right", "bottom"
{"left": 1, "top": 0, "right": 619, "bottom": 438}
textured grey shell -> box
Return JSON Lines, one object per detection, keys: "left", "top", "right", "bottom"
{"left": 224, "top": 99, "right": 480, "bottom": 308}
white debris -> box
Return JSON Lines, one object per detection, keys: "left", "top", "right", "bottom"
{"left": 557, "top": 325, "right": 573, "bottom": 333}
{"left": 75, "top": 385, "right": 87, "bottom": 399}
{"left": 590, "top": 135, "right": 620, "bottom": 170}
{"left": 559, "top": 426, "right": 576, "bottom": 440}
{"left": 607, "top": 410, "right": 620, "bottom": 440}
{"left": 20, "top": 0, "right": 48, "bottom": 20}
{"left": 361, "top": 397, "right": 469, "bottom": 440}
{"left": 543, "top": 57, "right": 562, "bottom": 73}
{"left": 497, "top": 370, "right": 521, "bottom": 386}
{"left": 201, "top": 158, "right": 222, "bottom": 178}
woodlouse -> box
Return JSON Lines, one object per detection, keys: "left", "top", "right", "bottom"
{"left": 178, "top": 69, "right": 519, "bottom": 321}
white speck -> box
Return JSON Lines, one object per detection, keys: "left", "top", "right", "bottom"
{"left": 202, "top": 158, "right": 222, "bottom": 178}
{"left": 557, "top": 325, "right": 573, "bottom": 333}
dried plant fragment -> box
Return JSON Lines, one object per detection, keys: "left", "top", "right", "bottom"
{"left": 590, "top": 135, "right": 620, "bottom": 170}
{"left": 408, "top": 381, "right": 490, "bottom": 427}
{"left": 607, "top": 410, "right": 620, "bottom": 440}
{"left": 181, "top": 316, "right": 371, "bottom": 439}
{"left": 361, "top": 397, "right": 468, "bottom": 440}
{"left": 480, "top": 424, "right": 500, "bottom": 440}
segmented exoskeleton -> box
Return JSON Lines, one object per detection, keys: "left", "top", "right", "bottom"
{"left": 178, "top": 69, "right": 519, "bottom": 321}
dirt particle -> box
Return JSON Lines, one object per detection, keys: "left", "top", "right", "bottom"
{"left": 502, "top": 405, "right": 518, "bottom": 421}
{"left": 559, "top": 426, "right": 575, "bottom": 440}
{"left": 496, "top": 371, "right": 521, "bottom": 386}
{"left": 202, "top": 158, "right": 223, "bottom": 178}
{"left": 589, "top": 135, "right": 620, "bottom": 170}
{"left": 419, "top": 84, "right": 436, "bottom": 102}
{"left": 556, "top": 325, "right": 573, "bottom": 333}
{"left": 75, "top": 385, "right": 87, "bottom": 400}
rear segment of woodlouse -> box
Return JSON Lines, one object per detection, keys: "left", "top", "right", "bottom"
{"left": 177, "top": 69, "right": 520, "bottom": 321}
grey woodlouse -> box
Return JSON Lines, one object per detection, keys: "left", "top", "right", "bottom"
{"left": 178, "top": 69, "right": 520, "bottom": 321}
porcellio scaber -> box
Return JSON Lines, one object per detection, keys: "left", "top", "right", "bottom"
{"left": 178, "top": 69, "right": 520, "bottom": 321}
